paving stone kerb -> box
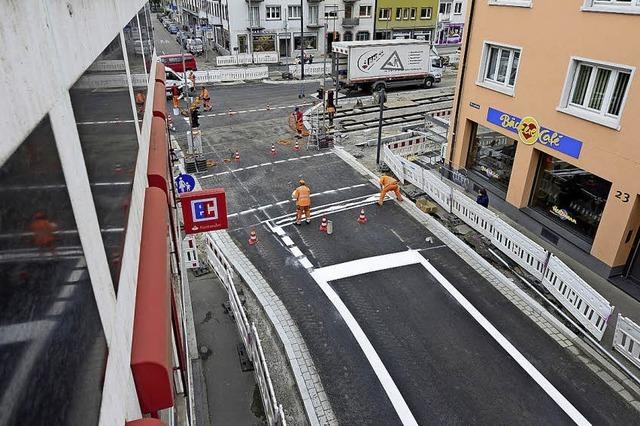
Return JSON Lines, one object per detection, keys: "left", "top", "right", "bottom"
{"left": 208, "top": 231, "right": 338, "bottom": 426}
{"left": 334, "top": 146, "right": 640, "bottom": 408}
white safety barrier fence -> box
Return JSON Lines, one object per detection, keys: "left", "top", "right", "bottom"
{"left": 288, "top": 63, "right": 329, "bottom": 76}
{"left": 204, "top": 233, "right": 287, "bottom": 426}
{"left": 182, "top": 236, "right": 199, "bottom": 269}
{"left": 383, "top": 145, "right": 617, "bottom": 341}
{"left": 542, "top": 256, "right": 614, "bottom": 341}
{"left": 613, "top": 315, "right": 640, "bottom": 369}
{"left": 88, "top": 59, "right": 126, "bottom": 72}
{"left": 217, "top": 52, "right": 278, "bottom": 66}
{"left": 75, "top": 67, "right": 270, "bottom": 89}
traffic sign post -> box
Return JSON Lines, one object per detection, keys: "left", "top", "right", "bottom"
{"left": 180, "top": 188, "right": 228, "bottom": 234}
{"left": 175, "top": 173, "right": 196, "bottom": 194}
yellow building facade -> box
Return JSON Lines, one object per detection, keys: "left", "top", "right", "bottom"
{"left": 374, "top": 0, "right": 439, "bottom": 42}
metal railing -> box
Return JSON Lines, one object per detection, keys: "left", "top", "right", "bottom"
{"left": 204, "top": 233, "right": 287, "bottom": 426}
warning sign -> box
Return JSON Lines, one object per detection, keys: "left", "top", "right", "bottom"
{"left": 381, "top": 51, "right": 404, "bottom": 71}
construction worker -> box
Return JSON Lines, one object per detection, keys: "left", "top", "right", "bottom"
{"left": 135, "top": 91, "right": 146, "bottom": 115}
{"left": 200, "top": 86, "right": 211, "bottom": 111}
{"left": 292, "top": 179, "right": 311, "bottom": 225}
{"left": 188, "top": 71, "right": 196, "bottom": 93}
{"left": 29, "top": 211, "right": 57, "bottom": 251}
{"left": 172, "top": 85, "right": 180, "bottom": 109}
{"left": 378, "top": 174, "right": 403, "bottom": 206}
{"left": 294, "top": 107, "right": 304, "bottom": 137}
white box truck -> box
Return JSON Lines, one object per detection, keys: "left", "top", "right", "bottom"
{"left": 332, "top": 39, "right": 442, "bottom": 93}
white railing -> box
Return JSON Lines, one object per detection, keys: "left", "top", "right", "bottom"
{"left": 613, "top": 315, "right": 640, "bottom": 369}
{"left": 217, "top": 52, "right": 278, "bottom": 66}
{"left": 74, "top": 67, "right": 270, "bottom": 89}
{"left": 88, "top": 60, "right": 126, "bottom": 72}
{"left": 204, "top": 233, "right": 287, "bottom": 426}
{"left": 383, "top": 146, "right": 618, "bottom": 341}
{"left": 288, "top": 63, "right": 329, "bottom": 76}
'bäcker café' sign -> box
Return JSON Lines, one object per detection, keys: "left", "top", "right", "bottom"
{"left": 487, "top": 108, "right": 583, "bottom": 159}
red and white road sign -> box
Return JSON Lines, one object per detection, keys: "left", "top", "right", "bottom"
{"left": 180, "top": 188, "right": 228, "bottom": 234}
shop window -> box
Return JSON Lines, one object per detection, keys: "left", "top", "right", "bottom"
{"left": 559, "top": 58, "right": 632, "bottom": 129}
{"left": 356, "top": 31, "right": 370, "bottom": 41}
{"left": 530, "top": 153, "right": 612, "bottom": 241}
{"left": 0, "top": 117, "right": 107, "bottom": 425}
{"left": 478, "top": 42, "right": 521, "bottom": 95}
{"left": 294, "top": 35, "right": 317, "bottom": 50}
{"left": 467, "top": 123, "right": 517, "bottom": 193}
{"left": 252, "top": 34, "right": 276, "bottom": 51}
{"left": 238, "top": 34, "right": 248, "bottom": 53}
{"left": 70, "top": 34, "right": 138, "bottom": 292}
{"left": 344, "top": 31, "right": 353, "bottom": 41}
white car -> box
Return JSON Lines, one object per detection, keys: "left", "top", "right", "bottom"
{"left": 164, "top": 67, "right": 194, "bottom": 98}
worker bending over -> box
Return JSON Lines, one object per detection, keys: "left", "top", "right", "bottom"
{"left": 201, "top": 86, "right": 211, "bottom": 111}
{"left": 378, "top": 174, "right": 403, "bottom": 206}
{"left": 292, "top": 179, "right": 311, "bottom": 225}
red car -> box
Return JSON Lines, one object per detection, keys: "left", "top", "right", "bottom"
{"left": 158, "top": 53, "right": 197, "bottom": 73}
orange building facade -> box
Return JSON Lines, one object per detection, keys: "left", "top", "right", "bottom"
{"left": 447, "top": 0, "right": 640, "bottom": 282}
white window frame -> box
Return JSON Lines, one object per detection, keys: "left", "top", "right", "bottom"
{"left": 324, "top": 5, "right": 338, "bottom": 19}
{"left": 403, "top": 8, "right": 410, "bottom": 19}
{"left": 454, "top": 2, "right": 463, "bottom": 14}
{"left": 395, "top": 8, "right": 403, "bottom": 20}
{"left": 557, "top": 57, "right": 635, "bottom": 130}
{"left": 410, "top": 7, "right": 417, "bottom": 19}
{"left": 476, "top": 41, "right": 522, "bottom": 96}
{"left": 266, "top": 5, "right": 281, "bottom": 20}
{"left": 488, "top": 0, "right": 533, "bottom": 7}
{"left": 378, "top": 7, "right": 391, "bottom": 20}
{"left": 309, "top": 4, "right": 319, "bottom": 24}
{"left": 287, "top": 5, "right": 302, "bottom": 19}
{"left": 356, "top": 31, "right": 370, "bottom": 41}
{"left": 582, "top": 0, "right": 640, "bottom": 14}
{"left": 359, "top": 5, "right": 372, "bottom": 17}
{"left": 420, "top": 7, "right": 433, "bottom": 19}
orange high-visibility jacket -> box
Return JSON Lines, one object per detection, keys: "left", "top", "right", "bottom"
{"left": 292, "top": 185, "right": 311, "bottom": 207}
{"left": 380, "top": 175, "right": 397, "bottom": 188}
{"left": 30, "top": 219, "right": 55, "bottom": 248}
{"left": 201, "top": 88, "right": 210, "bottom": 99}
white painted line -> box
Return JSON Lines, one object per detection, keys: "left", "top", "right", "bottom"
{"left": 290, "top": 246, "right": 304, "bottom": 258}
{"left": 258, "top": 204, "right": 273, "bottom": 210}
{"left": 417, "top": 256, "right": 590, "bottom": 426}
{"left": 299, "top": 155, "right": 312, "bottom": 159}
{"left": 245, "top": 165, "right": 259, "bottom": 169}
{"left": 247, "top": 109, "right": 257, "bottom": 112}
{"left": 67, "top": 269, "right": 84, "bottom": 283}
{"left": 282, "top": 236, "right": 295, "bottom": 247}
{"left": 310, "top": 265, "right": 418, "bottom": 426}
{"left": 273, "top": 226, "right": 286, "bottom": 237}
{"left": 228, "top": 213, "right": 239, "bottom": 218}
{"left": 259, "top": 162, "right": 271, "bottom": 167}
{"left": 287, "top": 158, "right": 297, "bottom": 161}
{"left": 274, "top": 160, "right": 286, "bottom": 164}
{"left": 322, "top": 190, "right": 337, "bottom": 194}
{"left": 239, "top": 209, "right": 255, "bottom": 215}
{"left": 238, "top": 110, "right": 247, "bottom": 113}
{"left": 58, "top": 284, "right": 78, "bottom": 298}
{"left": 299, "top": 257, "right": 314, "bottom": 270}
{"left": 47, "top": 301, "right": 69, "bottom": 316}
{"left": 314, "top": 251, "right": 421, "bottom": 283}
{"left": 275, "top": 200, "right": 290, "bottom": 206}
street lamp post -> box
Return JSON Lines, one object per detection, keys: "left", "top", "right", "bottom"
{"left": 375, "top": 87, "right": 386, "bottom": 165}
{"left": 300, "top": 0, "right": 304, "bottom": 80}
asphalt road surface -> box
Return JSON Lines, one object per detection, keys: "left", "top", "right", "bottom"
{"left": 172, "top": 82, "right": 638, "bottom": 425}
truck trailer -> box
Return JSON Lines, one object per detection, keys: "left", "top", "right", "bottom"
{"left": 331, "top": 39, "right": 443, "bottom": 93}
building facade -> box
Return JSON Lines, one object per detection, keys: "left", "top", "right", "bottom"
{"left": 2, "top": 0, "right": 187, "bottom": 424}
{"left": 447, "top": 0, "right": 640, "bottom": 283}
{"left": 436, "top": 0, "right": 466, "bottom": 45}
{"left": 374, "top": 0, "right": 439, "bottom": 42}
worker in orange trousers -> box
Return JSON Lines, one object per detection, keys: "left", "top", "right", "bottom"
{"left": 378, "top": 174, "right": 403, "bottom": 206}
{"left": 30, "top": 211, "right": 57, "bottom": 251}
{"left": 172, "top": 85, "right": 180, "bottom": 109}
{"left": 188, "top": 71, "right": 196, "bottom": 93}
{"left": 201, "top": 86, "right": 211, "bottom": 111}
{"left": 135, "top": 91, "right": 146, "bottom": 115}
{"left": 292, "top": 179, "right": 311, "bottom": 225}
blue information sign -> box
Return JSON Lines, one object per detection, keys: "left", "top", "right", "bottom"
{"left": 175, "top": 174, "right": 196, "bottom": 193}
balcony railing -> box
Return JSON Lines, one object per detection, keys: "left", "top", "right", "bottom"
{"left": 342, "top": 17, "right": 360, "bottom": 27}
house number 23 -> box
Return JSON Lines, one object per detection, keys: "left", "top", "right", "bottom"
{"left": 615, "top": 190, "right": 630, "bottom": 203}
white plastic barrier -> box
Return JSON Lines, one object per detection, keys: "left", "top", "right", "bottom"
{"left": 183, "top": 236, "right": 200, "bottom": 269}
{"left": 288, "top": 63, "right": 329, "bottom": 76}
{"left": 398, "top": 156, "right": 422, "bottom": 187}
{"left": 74, "top": 74, "right": 129, "bottom": 89}
{"left": 216, "top": 54, "right": 252, "bottom": 66}
{"left": 450, "top": 188, "right": 496, "bottom": 240}
{"left": 254, "top": 51, "right": 279, "bottom": 64}
{"left": 542, "top": 255, "right": 614, "bottom": 341}
{"left": 382, "top": 144, "right": 404, "bottom": 183}
{"left": 422, "top": 170, "right": 452, "bottom": 213}
{"left": 491, "top": 218, "right": 549, "bottom": 280}
{"left": 131, "top": 74, "right": 148, "bottom": 87}
{"left": 613, "top": 315, "right": 640, "bottom": 369}
{"left": 244, "top": 67, "right": 270, "bottom": 80}
{"left": 204, "top": 233, "right": 287, "bottom": 426}
{"left": 88, "top": 60, "right": 126, "bottom": 72}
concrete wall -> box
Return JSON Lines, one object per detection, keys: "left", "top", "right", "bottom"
{"left": 448, "top": 0, "right": 640, "bottom": 270}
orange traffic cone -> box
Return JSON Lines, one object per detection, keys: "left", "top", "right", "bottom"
{"left": 271, "top": 144, "right": 276, "bottom": 156}
{"left": 357, "top": 208, "right": 367, "bottom": 224}
{"left": 234, "top": 151, "right": 240, "bottom": 162}
{"left": 319, "top": 217, "right": 328, "bottom": 232}
{"left": 248, "top": 230, "right": 258, "bottom": 245}
{"left": 294, "top": 140, "right": 300, "bottom": 151}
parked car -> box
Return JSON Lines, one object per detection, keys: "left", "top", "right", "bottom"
{"left": 158, "top": 53, "right": 198, "bottom": 73}
{"left": 186, "top": 38, "right": 203, "bottom": 56}
{"left": 168, "top": 25, "right": 179, "bottom": 34}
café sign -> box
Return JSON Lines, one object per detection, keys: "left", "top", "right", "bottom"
{"left": 487, "top": 108, "right": 583, "bottom": 159}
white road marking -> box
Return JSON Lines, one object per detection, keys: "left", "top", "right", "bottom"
{"left": 312, "top": 250, "right": 590, "bottom": 426}
{"left": 202, "top": 152, "right": 337, "bottom": 177}
{"left": 77, "top": 119, "right": 136, "bottom": 125}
